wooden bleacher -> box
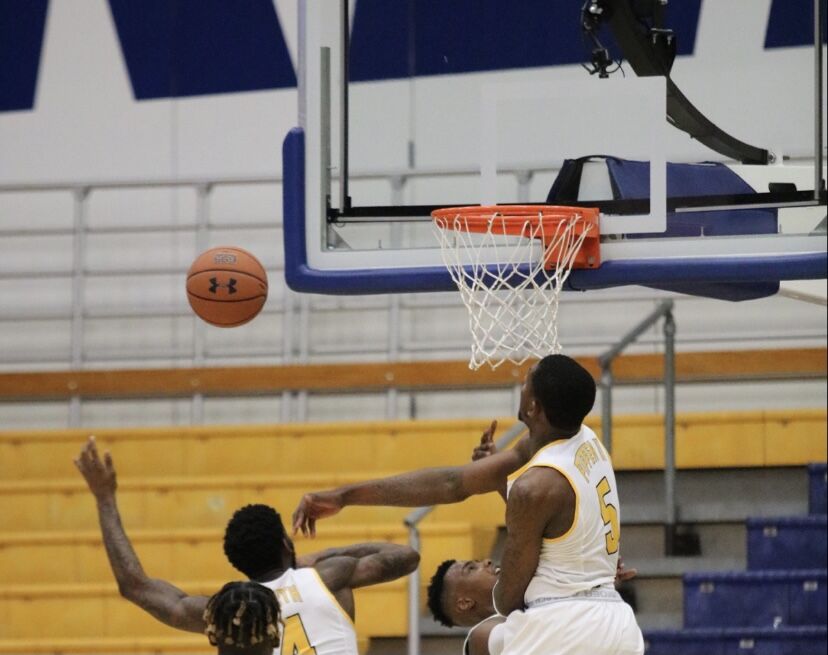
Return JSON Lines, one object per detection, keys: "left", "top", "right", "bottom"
{"left": 0, "top": 349, "right": 824, "bottom": 653}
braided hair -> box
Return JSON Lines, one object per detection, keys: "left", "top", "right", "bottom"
{"left": 204, "top": 581, "right": 280, "bottom": 649}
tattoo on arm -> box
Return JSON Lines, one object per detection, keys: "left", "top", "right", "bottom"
{"left": 96, "top": 495, "right": 207, "bottom": 633}
{"left": 316, "top": 545, "right": 421, "bottom": 593}
{"left": 301, "top": 542, "right": 409, "bottom": 568}
{"left": 492, "top": 479, "right": 549, "bottom": 615}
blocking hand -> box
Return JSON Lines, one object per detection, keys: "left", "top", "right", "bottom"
{"left": 471, "top": 420, "right": 498, "bottom": 461}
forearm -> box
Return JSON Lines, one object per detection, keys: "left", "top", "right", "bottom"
{"left": 302, "top": 542, "right": 406, "bottom": 567}
{"left": 94, "top": 493, "right": 204, "bottom": 631}
{"left": 95, "top": 493, "right": 149, "bottom": 595}
{"left": 339, "top": 467, "right": 466, "bottom": 507}
{"left": 492, "top": 577, "right": 526, "bottom": 616}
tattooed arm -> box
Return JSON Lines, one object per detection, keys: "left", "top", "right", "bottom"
{"left": 75, "top": 437, "right": 208, "bottom": 633}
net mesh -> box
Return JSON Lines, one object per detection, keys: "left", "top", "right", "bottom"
{"left": 433, "top": 208, "right": 593, "bottom": 370}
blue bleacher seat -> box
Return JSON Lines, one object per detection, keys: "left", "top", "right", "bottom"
{"left": 684, "top": 570, "right": 827, "bottom": 628}
{"left": 808, "top": 463, "right": 827, "bottom": 515}
{"left": 645, "top": 627, "right": 828, "bottom": 655}
{"left": 747, "top": 516, "right": 828, "bottom": 570}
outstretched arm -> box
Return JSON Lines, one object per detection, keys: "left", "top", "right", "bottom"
{"left": 470, "top": 421, "right": 507, "bottom": 501}
{"left": 297, "top": 542, "right": 408, "bottom": 569}
{"left": 315, "top": 543, "right": 421, "bottom": 592}
{"left": 74, "top": 437, "right": 208, "bottom": 633}
{"left": 293, "top": 424, "right": 531, "bottom": 536}
{"left": 312, "top": 543, "right": 420, "bottom": 622}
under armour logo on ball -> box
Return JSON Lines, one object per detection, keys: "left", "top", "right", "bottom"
{"left": 209, "top": 277, "right": 238, "bottom": 294}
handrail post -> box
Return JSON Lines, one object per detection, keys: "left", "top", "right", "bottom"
{"left": 403, "top": 422, "right": 527, "bottom": 655}
{"left": 407, "top": 522, "right": 422, "bottom": 655}
{"left": 663, "top": 308, "right": 678, "bottom": 555}
{"left": 600, "top": 365, "right": 614, "bottom": 454}
{"left": 815, "top": 0, "right": 824, "bottom": 202}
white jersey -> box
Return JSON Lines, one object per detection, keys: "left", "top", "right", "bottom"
{"left": 261, "top": 567, "right": 359, "bottom": 655}
{"left": 506, "top": 425, "right": 619, "bottom": 603}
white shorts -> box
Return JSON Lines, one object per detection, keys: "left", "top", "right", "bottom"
{"left": 500, "top": 590, "right": 644, "bottom": 655}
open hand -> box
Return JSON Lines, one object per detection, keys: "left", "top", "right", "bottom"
{"left": 74, "top": 436, "right": 117, "bottom": 500}
{"left": 471, "top": 420, "right": 498, "bottom": 461}
{"left": 292, "top": 490, "right": 344, "bottom": 538}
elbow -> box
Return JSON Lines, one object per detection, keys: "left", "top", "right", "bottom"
{"left": 403, "top": 549, "right": 421, "bottom": 574}
{"left": 116, "top": 576, "right": 145, "bottom": 603}
{"left": 117, "top": 581, "right": 136, "bottom": 602}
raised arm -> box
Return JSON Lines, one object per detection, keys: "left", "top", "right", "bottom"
{"left": 293, "top": 424, "right": 531, "bottom": 536}
{"left": 74, "top": 437, "right": 208, "bottom": 633}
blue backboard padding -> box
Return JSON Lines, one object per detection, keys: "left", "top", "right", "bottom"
{"left": 602, "top": 158, "right": 780, "bottom": 300}
{"left": 747, "top": 516, "right": 828, "bottom": 570}
{"left": 605, "top": 159, "right": 778, "bottom": 238}
{"left": 684, "top": 570, "right": 828, "bottom": 628}
{"left": 350, "top": 0, "right": 701, "bottom": 81}
{"left": 0, "top": 0, "right": 49, "bottom": 112}
{"left": 809, "top": 463, "right": 828, "bottom": 515}
{"left": 282, "top": 127, "right": 828, "bottom": 295}
{"left": 644, "top": 627, "right": 828, "bottom": 655}
{"left": 766, "top": 0, "right": 827, "bottom": 48}
{"left": 108, "top": 0, "right": 296, "bottom": 100}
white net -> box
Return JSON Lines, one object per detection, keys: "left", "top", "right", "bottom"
{"left": 433, "top": 208, "right": 592, "bottom": 370}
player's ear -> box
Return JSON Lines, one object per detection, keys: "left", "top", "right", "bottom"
{"left": 456, "top": 596, "right": 474, "bottom": 612}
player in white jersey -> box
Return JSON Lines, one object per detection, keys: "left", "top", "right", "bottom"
{"left": 75, "top": 436, "right": 419, "bottom": 654}
{"left": 293, "top": 354, "right": 644, "bottom": 654}
{"left": 425, "top": 557, "right": 638, "bottom": 655}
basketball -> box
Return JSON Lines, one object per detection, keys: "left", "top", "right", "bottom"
{"left": 186, "top": 246, "right": 268, "bottom": 327}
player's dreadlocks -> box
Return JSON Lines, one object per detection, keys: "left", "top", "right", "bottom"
{"left": 204, "top": 581, "right": 280, "bottom": 649}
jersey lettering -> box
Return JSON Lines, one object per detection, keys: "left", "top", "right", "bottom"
{"left": 280, "top": 614, "right": 318, "bottom": 655}
{"left": 596, "top": 476, "right": 620, "bottom": 555}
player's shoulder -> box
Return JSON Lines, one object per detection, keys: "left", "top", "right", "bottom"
{"left": 510, "top": 465, "right": 571, "bottom": 499}
{"left": 465, "top": 616, "right": 505, "bottom": 655}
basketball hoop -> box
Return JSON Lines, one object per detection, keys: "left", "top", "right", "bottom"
{"left": 432, "top": 205, "right": 601, "bottom": 370}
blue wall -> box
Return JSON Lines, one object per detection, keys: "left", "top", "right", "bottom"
{"left": 1, "top": 0, "right": 823, "bottom": 112}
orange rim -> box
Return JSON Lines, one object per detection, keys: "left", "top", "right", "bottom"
{"left": 431, "top": 204, "right": 601, "bottom": 269}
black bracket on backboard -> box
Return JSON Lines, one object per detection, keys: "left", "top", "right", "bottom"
{"left": 589, "top": 0, "right": 771, "bottom": 165}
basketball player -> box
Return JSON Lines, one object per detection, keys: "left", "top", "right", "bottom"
{"left": 74, "top": 436, "right": 419, "bottom": 654}
{"left": 204, "top": 581, "right": 281, "bottom": 653}
{"left": 293, "top": 354, "right": 644, "bottom": 654}
{"left": 426, "top": 557, "right": 638, "bottom": 655}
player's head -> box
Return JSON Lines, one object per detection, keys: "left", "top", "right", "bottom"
{"left": 519, "top": 354, "right": 596, "bottom": 432}
{"left": 204, "top": 581, "right": 280, "bottom": 654}
{"left": 223, "top": 504, "right": 295, "bottom": 579}
{"left": 427, "top": 559, "right": 499, "bottom": 628}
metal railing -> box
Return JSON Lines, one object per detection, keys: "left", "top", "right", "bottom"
{"left": 598, "top": 300, "right": 678, "bottom": 555}
{"left": 400, "top": 302, "right": 680, "bottom": 653}
{"left": 0, "top": 166, "right": 553, "bottom": 426}
{"left": 402, "top": 421, "right": 527, "bottom": 655}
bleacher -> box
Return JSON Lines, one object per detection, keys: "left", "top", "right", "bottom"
{"left": 0, "top": 413, "right": 825, "bottom": 654}
{"left": 0, "top": 420, "right": 504, "bottom": 653}
{"left": 644, "top": 462, "right": 828, "bottom": 655}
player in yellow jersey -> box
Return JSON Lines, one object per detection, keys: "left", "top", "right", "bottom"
{"left": 293, "top": 354, "right": 644, "bottom": 654}
{"left": 75, "top": 437, "right": 419, "bottom": 654}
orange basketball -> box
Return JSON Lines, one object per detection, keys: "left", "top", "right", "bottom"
{"left": 186, "top": 246, "right": 268, "bottom": 327}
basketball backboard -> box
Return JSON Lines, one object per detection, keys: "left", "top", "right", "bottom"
{"left": 284, "top": 0, "right": 826, "bottom": 298}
